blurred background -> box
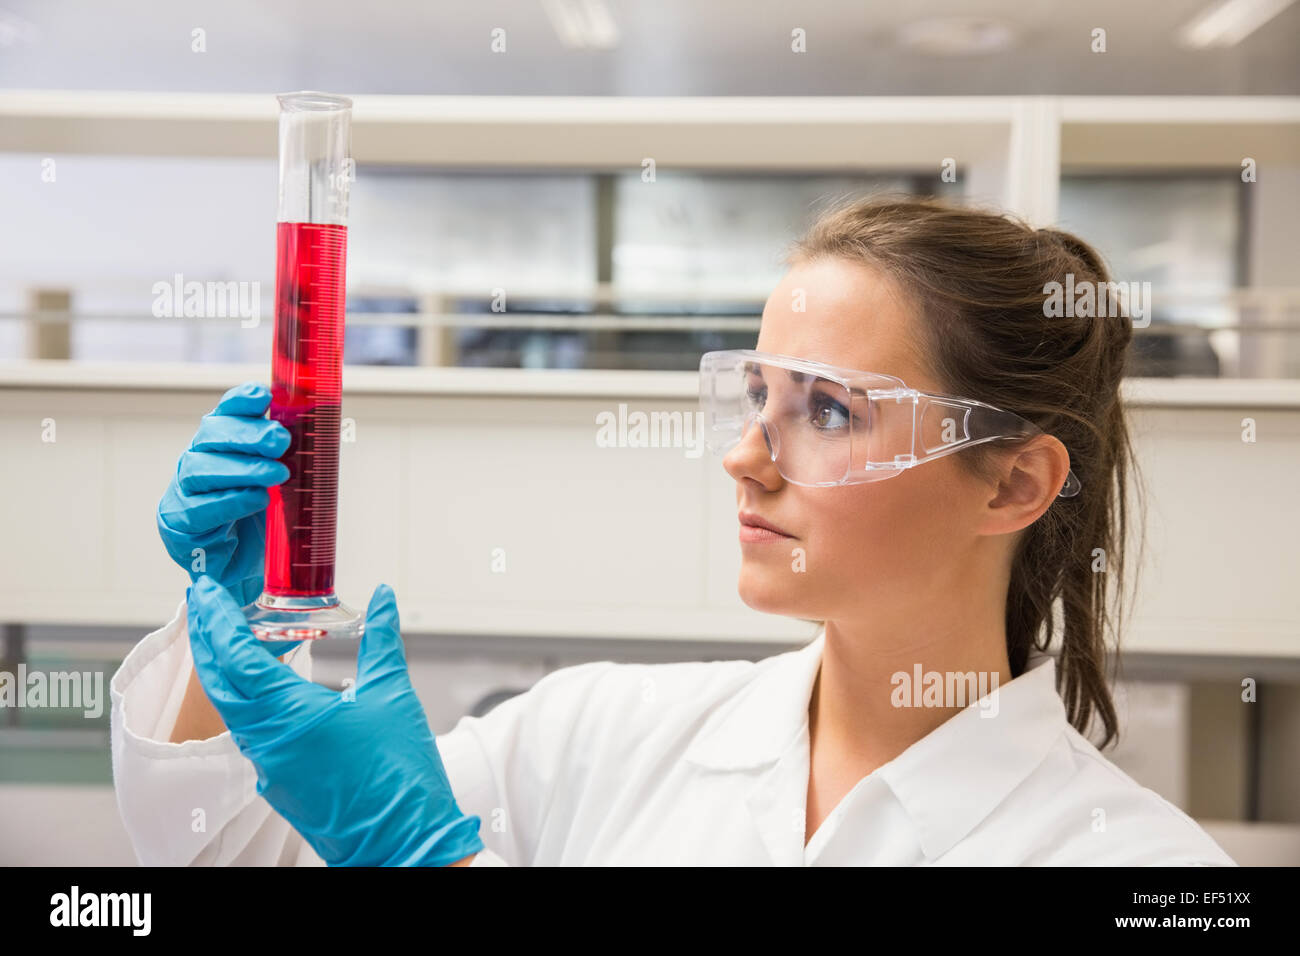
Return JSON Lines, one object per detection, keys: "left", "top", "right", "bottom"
{"left": 0, "top": 0, "right": 1298, "bottom": 865}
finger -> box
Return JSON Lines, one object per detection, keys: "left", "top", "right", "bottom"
{"left": 210, "top": 382, "right": 272, "bottom": 418}
{"left": 187, "top": 575, "right": 302, "bottom": 702}
{"left": 186, "top": 584, "right": 281, "bottom": 726}
{"left": 186, "top": 586, "right": 252, "bottom": 711}
{"left": 357, "top": 584, "right": 408, "bottom": 684}
{"left": 191, "top": 415, "right": 291, "bottom": 458}
{"left": 188, "top": 621, "right": 297, "bottom": 755}
{"left": 178, "top": 450, "right": 290, "bottom": 495}
{"left": 159, "top": 484, "right": 269, "bottom": 535}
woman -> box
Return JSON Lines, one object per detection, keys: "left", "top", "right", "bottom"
{"left": 110, "top": 197, "right": 1235, "bottom": 866}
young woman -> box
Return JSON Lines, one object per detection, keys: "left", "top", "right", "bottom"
{"left": 111, "top": 197, "right": 1235, "bottom": 866}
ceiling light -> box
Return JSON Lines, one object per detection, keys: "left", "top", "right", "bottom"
{"left": 0, "top": 10, "right": 38, "bottom": 48}
{"left": 1178, "top": 0, "right": 1297, "bottom": 48}
{"left": 896, "top": 17, "right": 1017, "bottom": 56}
{"left": 542, "top": 0, "right": 620, "bottom": 51}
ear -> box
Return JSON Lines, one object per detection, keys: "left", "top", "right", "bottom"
{"left": 980, "top": 435, "right": 1072, "bottom": 534}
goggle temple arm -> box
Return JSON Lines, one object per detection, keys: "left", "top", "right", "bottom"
{"left": 913, "top": 394, "right": 1082, "bottom": 499}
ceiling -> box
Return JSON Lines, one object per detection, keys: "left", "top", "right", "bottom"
{"left": 0, "top": 0, "right": 1297, "bottom": 96}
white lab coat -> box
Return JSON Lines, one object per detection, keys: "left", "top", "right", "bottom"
{"left": 110, "top": 599, "right": 1236, "bottom": 866}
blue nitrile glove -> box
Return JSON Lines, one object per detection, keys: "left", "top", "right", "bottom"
{"left": 186, "top": 575, "right": 485, "bottom": 867}
{"left": 158, "top": 383, "right": 291, "bottom": 608}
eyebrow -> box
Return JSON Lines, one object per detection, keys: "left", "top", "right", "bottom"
{"left": 743, "top": 362, "right": 817, "bottom": 386}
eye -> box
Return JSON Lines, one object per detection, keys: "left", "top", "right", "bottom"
{"left": 744, "top": 381, "right": 767, "bottom": 410}
{"left": 810, "top": 393, "right": 850, "bottom": 430}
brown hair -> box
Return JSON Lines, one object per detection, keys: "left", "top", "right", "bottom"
{"left": 789, "top": 195, "right": 1140, "bottom": 748}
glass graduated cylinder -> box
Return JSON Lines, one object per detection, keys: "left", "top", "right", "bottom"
{"left": 264, "top": 220, "right": 347, "bottom": 599}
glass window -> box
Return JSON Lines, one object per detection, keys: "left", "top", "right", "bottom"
{"left": 612, "top": 172, "right": 917, "bottom": 304}
{"left": 1058, "top": 173, "right": 1249, "bottom": 377}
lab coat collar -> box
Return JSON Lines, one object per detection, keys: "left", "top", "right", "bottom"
{"left": 682, "top": 632, "right": 825, "bottom": 772}
{"left": 682, "top": 629, "right": 1067, "bottom": 861}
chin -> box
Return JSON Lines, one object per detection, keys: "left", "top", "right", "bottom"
{"left": 736, "top": 570, "right": 814, "bottom": 619}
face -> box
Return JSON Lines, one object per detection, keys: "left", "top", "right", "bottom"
{"left": 724, "top": 257, "right": 1001, "bottom": 624}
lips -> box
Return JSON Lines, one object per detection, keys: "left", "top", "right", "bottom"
{"left": 738, "top": 511, "right": 794, "bottom": 537}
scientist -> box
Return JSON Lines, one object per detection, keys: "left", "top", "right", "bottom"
{"left": 110, "top": 197, "right": 1236, "bottom": 866}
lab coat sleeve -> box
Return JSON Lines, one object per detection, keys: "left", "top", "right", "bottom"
{"left": 109, "top": 598, "right": 319, "bottom": 866}
{"left": 435, "top": 659, "right": 621, "bottom": 866}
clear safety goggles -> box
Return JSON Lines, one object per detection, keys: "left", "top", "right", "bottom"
{"left": 699, "top": 349, "right": 1082, "bottom": 496}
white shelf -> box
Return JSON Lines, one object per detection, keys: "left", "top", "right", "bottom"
{"left": 2, "top": 369, "right": 1296, "bottom": 654}
{"left": 0, "top": 91, "right": 1018, "bottom": 169}
{"left": 3, "top": 360, "right": 1300, "bottom": 407}
{"left": 4, "top": 91, "right": 1296, "bottom": 223}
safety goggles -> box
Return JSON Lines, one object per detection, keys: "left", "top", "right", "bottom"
{"left": 699, "top": 349, "right": 1081, "bottom": 496}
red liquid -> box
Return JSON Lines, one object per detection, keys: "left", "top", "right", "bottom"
{"left": 264, "top": 221, "right": 347, "bottom": 598}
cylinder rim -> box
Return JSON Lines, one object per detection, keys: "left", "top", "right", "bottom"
{"left": 277, "top": 90, "right": 352, "bottom": 112}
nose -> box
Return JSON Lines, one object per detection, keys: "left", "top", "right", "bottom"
{"left": 722, "top": 414, "right": 784, "bottom": 488}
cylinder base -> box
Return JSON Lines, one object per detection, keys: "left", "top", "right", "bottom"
{"left": 244, "top": 592, "right": 365, "bottom": 642}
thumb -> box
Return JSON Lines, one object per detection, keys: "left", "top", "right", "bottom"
{"left": 188, "top": 574, "right": 299, "bottom": 701}
{"left": 356, "top": 584, "right": 408, "bottom": 684}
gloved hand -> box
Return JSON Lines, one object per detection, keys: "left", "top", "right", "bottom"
{"left": 185, "top": 574, "right": 485, "bottom": 867}
{"left": 158, "top": 383, "right": 291, "bottom": 608}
